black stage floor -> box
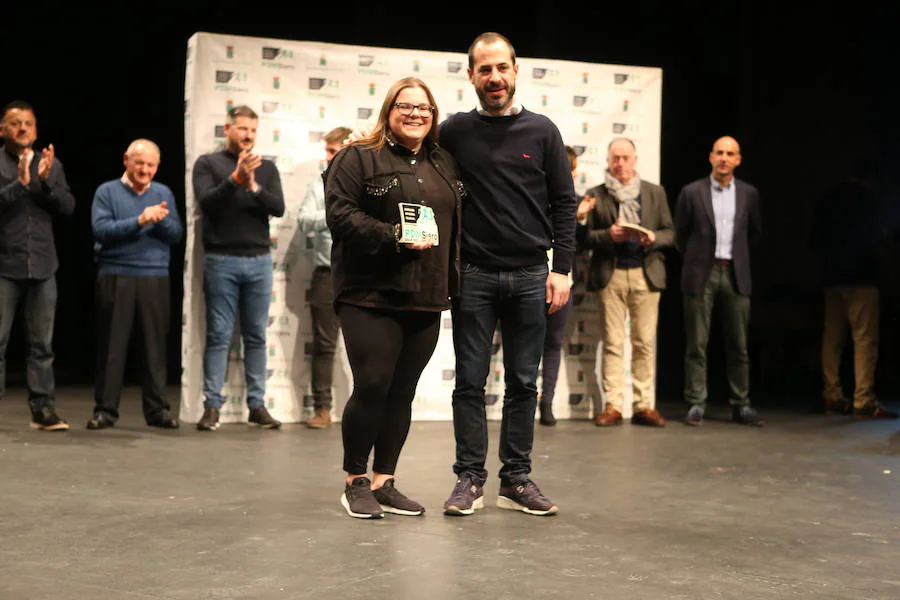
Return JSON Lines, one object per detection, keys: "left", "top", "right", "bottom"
{"left": 2, "top": 388, "right": 899, "bottom": 599}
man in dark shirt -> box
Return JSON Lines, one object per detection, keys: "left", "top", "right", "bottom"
{"left": 440, "top": 33, "right": 576, "bottom": 517}
{"left": 0, "top": 100, "right": 75, "bottom": 430}
{"left": 191, "top": 105, "right": 285, "bottom": 431}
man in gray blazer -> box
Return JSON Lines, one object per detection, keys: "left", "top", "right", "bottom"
{"left": 578, "top": 138, "right": 674, "bottom": 427}
{"left": 674, "top": 136, "right": 763, "bottom": 426}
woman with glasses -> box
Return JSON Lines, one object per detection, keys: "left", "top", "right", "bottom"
{"left": 325, "top": 77, "right": 464, "bottom": 519}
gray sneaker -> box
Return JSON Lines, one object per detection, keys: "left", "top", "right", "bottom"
{"left": 497, "top": 480, "right": 558, "bottom": 516}
{"left": 372, "top": 479, "right": 424, "bottom": 516}
{"left": 443, "top": 476, "right": 484, "bottom": 516}
{"left": 341, "top": 477, "right": 384, "bottom": 519}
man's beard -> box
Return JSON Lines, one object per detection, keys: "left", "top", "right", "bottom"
{"left": 476, "top": 82, "right": 516, "bottom": 111}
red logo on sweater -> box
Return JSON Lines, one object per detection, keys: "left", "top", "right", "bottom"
{"left": 522, "top": 153, "right": 532, "bottom": 158}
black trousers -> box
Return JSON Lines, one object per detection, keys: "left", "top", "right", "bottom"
{"left": 309, "top": 267, "right": 340, "bottom": 409}
{"left": 337, "top": 303, "right": 440, "bottom": 475}
{"left": 94, "top": 274, "right": 171, "bottom": 422}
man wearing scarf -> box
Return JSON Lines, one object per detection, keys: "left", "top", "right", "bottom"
{"left": 577, "top": 138, "right": 674, "bottom": 427}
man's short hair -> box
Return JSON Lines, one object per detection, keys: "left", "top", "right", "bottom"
{"left": 324, "top": 127, "right": 352, "bottom": 145}
{"left": 607, "top": 137, "right": 636, "bottom": 152}
{"left": 228, "top": 105, "right": 258, "bottom": 122}
{"left": 467, "top": 32, "right": 516, "bottom": 69}
{"left": 2, "top": 99, "right": 35, "bottom": 120}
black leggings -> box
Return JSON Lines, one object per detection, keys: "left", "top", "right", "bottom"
{"left": 337, "top": 303, "right": 440, "bottom": 475}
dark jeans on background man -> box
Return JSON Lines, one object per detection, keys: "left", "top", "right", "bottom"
{"left": 541, "top": 293, "right": 573, "bottom": 405}
{"left": 0, "top": 276, "right": 57, "bottom": 411}
{"left": 202, "top": 253, "right": 273, "bottom": 410}
{"left": 683, "top": 261, "right": 750, "bottom": 407}
{"left": 451, "top": 262, "right": 548, "bottom": 485}
{"left": 94, "top": 274, "right": 171, "bottom": 422}
{"left": 337, "top": 303, "right": 440, "bottom": 475}
{"left": 309, "top": 266, "right": 340, "bottom": 410}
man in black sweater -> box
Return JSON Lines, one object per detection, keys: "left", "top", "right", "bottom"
{"left": 192, "top": 105, "right": 285, "bottom": 431}
{"left": 442, "top": 33, "right": 577, "bottom": 517}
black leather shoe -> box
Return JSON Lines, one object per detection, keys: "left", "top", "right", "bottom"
{"left": 854, "top": 402, "right": 899, "bottom": 419}
{"left": 147, "top": 413, "right": 180, "bottom": 429}
{"left": 539, "top": 402, "right": 556, "bottom": 426}
{"left": 824, "top": 397, "right": 852, "bottom": 415}
{"left": 86, "top": 412, "right": 115, "bottom": 430}
{"left": 197, "top": 407, "right": 220, "bottom": 431}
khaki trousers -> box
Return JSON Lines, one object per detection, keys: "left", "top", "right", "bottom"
{"left": 821, "top": 285, "right": 879, "bottom": 408}
{"left": 600, "top": 268, "right": 660, "bottom": 411}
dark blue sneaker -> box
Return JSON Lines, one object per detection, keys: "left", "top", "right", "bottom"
{"left": 443, "top": 476, "right": 484, "bottom": 516}
{"left": 372, "top": 479, "right": 424, "bottom": 516}
{"left": 497, "top": 480, "right": 558, "bottom": 516}
{"left": 341, "top": 477, "right": 384, "bottom": 520}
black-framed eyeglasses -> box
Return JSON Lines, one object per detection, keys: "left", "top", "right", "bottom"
{"left": 393, "top": 102, "right": 434, "bottom": 116}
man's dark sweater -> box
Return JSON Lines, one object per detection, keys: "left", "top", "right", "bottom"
{"left": 439, "top": 109, "right": 576, "bottom": 275}
{"left": 192, "top": 150, "right": 285, "bottom": 256}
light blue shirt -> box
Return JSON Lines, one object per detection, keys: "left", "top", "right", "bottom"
{"left": 297, "top": 177, "right": 332, "bottom": 268}
{"left": 710, "top": 175, "right": 736, "bottom": 260}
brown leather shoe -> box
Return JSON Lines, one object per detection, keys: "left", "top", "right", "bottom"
{"left": 594, "top": 405, "right": 623, "bottom": 427}
{"left": 306, "top": 407, "right": 332, "bottom": 429}
{"left": 631, "top": 408, "right": 666, "bottom": 427}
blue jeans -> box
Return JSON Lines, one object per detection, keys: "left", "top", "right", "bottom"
{"left": 202, "top": 254, "right": 272, "bottom": 409}
{"left": 0, "top": 276, "right": 57, "bottom": 411}
{"left": 451, "top": 262, "right": 548, "bottom": 484}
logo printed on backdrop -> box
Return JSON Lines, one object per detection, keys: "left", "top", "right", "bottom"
{"left": 273, "top": 76, "right": 280, "bottom": 89}
{"left": 215, "top": 70, "right": 249, "bottom": 92}
{"left": 357, "top": 108, "right": 374, "bottom": 120}
{"left": 226, "top": 99, "right": 234, "bottom": 113}
{"left": 623, "top": 99, "right": 629, "bottom": 112}
{"left": 320, "top": 54, "right": 326, "bottom": 66}
{"left": 541, "top": 95, "right": 548, "bottom": 107}
{"left": 226, "top": 45, "right": 234, "bottom": 59}
{"left": 214, "top": 125, "right": 226, "bottom": 138}
{"left": 358, "top": 54, "right": 389, "bottom": 76}
{"left": 531, "top": 67, "right": 560, "bottom": 86}
{"left": 368, "top": 83, "right": 376, "bottom": 96}
{"left": 413, "top": 60, "right": 420, "bottom": 72}
{"left": 262, "top": 47, "right": 295, "bottom": 67}
{"left": 262, "top": 101, "right": 292, "bottom": 114}
{"left": 273, "top": 129, "right": 280, "bottom": 143}
{"left": 582, "top": 122, "right": 588, "bottom": 134}
{"left": 447, "top": 61, "right": 463, "bottom": 73}
{"left": 307, "top": 77, "right": 339, "bottom": 99}
{"left": 582, "top": 72, "right": 589, "bottom": 84}
{"left": 456, "top": 89, "right": 463, "bottom": 102}
{"left": 308, "top": 130, "right": 325, "bottom": 143}
{"left": 485, "top": 394, "right": 499, "bottom": 406}
{"left": 613, "top": 123, "right": 640, "bottom": 134}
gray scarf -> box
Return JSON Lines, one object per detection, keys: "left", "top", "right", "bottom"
{"left": 605, "top": 171, "right": 641, "bottom": 224}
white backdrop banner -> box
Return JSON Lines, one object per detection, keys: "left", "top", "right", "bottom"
{"left": 181, "top": 32, "right": 662, "bottom": 424}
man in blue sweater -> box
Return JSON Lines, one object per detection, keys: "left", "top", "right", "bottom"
{"left": 88, "top": 139, "right": 183, "bottom": 429}
{"left": 442, "top": 33, "right": 577, "bottom": 517}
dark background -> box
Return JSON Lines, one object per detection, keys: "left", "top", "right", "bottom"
{"left": 6, "top": 3, "right": 900, "bottom": 407}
